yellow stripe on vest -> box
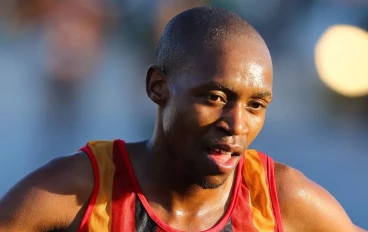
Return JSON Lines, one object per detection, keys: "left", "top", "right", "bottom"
{"left": 87, "top": 141, "right": 115, "bottom": 232}
{"left": 244, "top": 150, "right": 275, "bottom": 232}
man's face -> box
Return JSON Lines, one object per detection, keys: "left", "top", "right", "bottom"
{"left": 162, "top": 37, "right": 273, "bottom": 188}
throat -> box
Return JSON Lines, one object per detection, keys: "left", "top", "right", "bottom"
{"left": 140, "top": 184, "right": 235, "bottom": 232}
{"left": 126, "top": 140, "right": 240, "bottom": 231}
{"left": 154, "top": 206, "right": 228, "bottom": 231}
{"left": 133, "top": 148, "right": 239, "bottom": 213}
{"left": 138, "top": 171, "right": 237, "bottom": 231}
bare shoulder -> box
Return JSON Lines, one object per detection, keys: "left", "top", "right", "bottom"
{"left": 0, "top": 151, "right": 94, "bottom": 232}
{"left": 274, "top": 162, "right": 360, "bottom": 232}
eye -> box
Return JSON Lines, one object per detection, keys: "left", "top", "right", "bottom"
{"left": 248, "top": 101, "right": 266, "bottom": 110}
{"left": 206, "top": 94, "right": 226, "bottom": 103}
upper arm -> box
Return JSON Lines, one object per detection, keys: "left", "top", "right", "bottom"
{"left": 0, "top": 152, "right": 94, "bottom": 232}
{"left": 275, "top": 163, "right": 362, "bottom": 232}
{"left": 355, "top": 225, "right": 368, "bottom": 232}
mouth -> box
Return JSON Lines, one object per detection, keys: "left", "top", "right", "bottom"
{"left": 205, "top": 143, "right": 244, "bottom": 173}
{"left": 206, "top": 143, "right": 243, "bottom": 157}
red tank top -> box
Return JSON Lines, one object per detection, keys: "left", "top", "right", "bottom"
{"left": 77, "top": 140, "right": 284, "bottom": 232}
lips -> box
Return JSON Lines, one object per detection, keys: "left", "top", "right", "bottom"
{"left": 211, "top": 148, "right": 232, "bottom": 156}
{"left": 206, "top": 143, "right": 243, "bottom": 157}
{"left": 205, "top": 142, "right": 244, "bottom": 173}
{"left": 207, "top": 148, "right": 233, "bottom": 163}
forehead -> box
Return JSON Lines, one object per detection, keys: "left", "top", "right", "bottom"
{"left": 180, "top": 37, "right": 273, "bottom": 93}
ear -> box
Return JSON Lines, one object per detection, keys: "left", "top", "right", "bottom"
{"left": 146, "top": 65, "right": 169, "bottom": 105}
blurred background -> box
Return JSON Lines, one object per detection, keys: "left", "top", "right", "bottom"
{"left": 0, "top": 0, "right": 367, "bottom": 228}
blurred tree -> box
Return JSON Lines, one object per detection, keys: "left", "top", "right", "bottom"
{"left": 12, "top": 0, "right": 119, "bottom": 157}
{"left": 14, "top": 0, "right": 118, "bottom": 85}
{"left": 153, "top": 0, "right": 209, "bottom": 44}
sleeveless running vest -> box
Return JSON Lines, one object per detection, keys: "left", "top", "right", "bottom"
{"left": 78, "top": 140, "right": 284, "bottom": 232}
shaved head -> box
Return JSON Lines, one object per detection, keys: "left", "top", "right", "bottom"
{"left": 146, "top": 6, "right": 273, "bottom": 193}
{"left": 155, "top": 6, "right": 266, "bottom": 78}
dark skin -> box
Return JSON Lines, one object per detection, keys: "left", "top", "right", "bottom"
{"left": 0, "top": 36, "right": 366, "bottom": 232}
{"left": 135, "top": 36, "right": 273, "bottom": 230}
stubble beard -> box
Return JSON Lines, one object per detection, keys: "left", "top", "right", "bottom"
{"left": 195, "top": 175, "right": 229, "bottom": 189}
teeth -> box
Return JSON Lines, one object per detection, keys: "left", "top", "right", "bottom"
{"left": 213, "top": 149, "right": 231, "bottom": 156}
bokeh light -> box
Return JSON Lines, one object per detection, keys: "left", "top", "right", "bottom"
{"left": 315, "top": 25, "right": 368, "bottom": 97}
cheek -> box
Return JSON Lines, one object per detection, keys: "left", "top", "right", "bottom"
{"left": 163, "top": 96, "right": 222, "bottom": 137}
{"left": 247, "top": 113, "right": 265, "bottom": 144}
{"left": 162, "top": 99, "right": 198, "bottom": 134}
{"left": 193, "top": 104, "right": 223, "bottom": 127}
{"left": 162, "top": 99, "right": 182, "bottom": 135}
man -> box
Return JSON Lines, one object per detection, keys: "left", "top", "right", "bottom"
{"left": 0, "top": 6, "right": 365, "bottom": 232}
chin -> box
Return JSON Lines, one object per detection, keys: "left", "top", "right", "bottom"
{"left": 195, "top": 174, "right": 230, "bottom": 190}
{"left": 184, "top": 152, "right": 240, "bottom": 189}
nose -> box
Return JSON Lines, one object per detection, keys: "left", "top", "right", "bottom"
{"left": 216, "top": 102, "right": 249, "bottom": 136}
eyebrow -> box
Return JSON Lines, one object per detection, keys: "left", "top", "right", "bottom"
{"left": 200, "top": 82, "right": 237, "bottom": 95}
{"left": 198, "top": 81, "right": 273, "bottom": 100}
{"left": 252, "top": 91, "right": 273, "bottom": 100}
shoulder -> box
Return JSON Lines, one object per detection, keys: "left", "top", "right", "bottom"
{"left": 0, "top": 151, "right": 94, "bottom": 232}
{"left": 273, "top": 162, "right": 356, "bottom": 232}
{"left": 43, "top": 151, "right": 95, "bottom": 197}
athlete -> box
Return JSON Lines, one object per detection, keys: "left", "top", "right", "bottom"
{"left": 0, "top": 6, "right": 366, "bottom": 232}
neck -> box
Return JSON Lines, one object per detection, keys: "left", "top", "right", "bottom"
{"left": 140, "top": 120, "right": 236, "bottom": 214}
